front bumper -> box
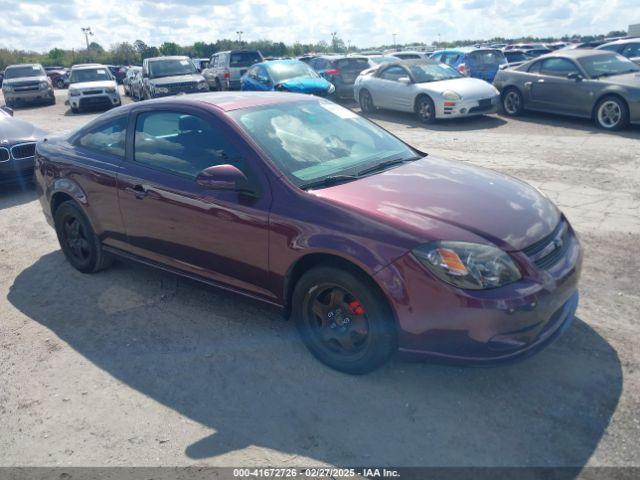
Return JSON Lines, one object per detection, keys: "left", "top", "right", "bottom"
{"left": 437, "top": 95, "right": 499, "bottom": 118}
{"left": 374, "top": 223, "right": 582, "bottom": 364}
{"left": 69, "top": 93, "right": 120, "bottom": 110}
{"left": 4, "top": 88, "right": 54, "bottom": 104}
{"left": 0, "top": 152, "right": 35, "bottom": 186}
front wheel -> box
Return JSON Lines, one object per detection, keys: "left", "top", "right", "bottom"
{"left": 595, "top": 96, "right": 628, "bottom": 131}
{"left": 359, "top": 90, "right": 375, "bottom": 113}
{"left": 502, "top": 88, "right": 524, "bottom": 116}
{"left": 54, "top": 201, "right": 113, "bottom": 274}
{"left": 292, "top": 266, "right": 397, "bottom": 374}
{"left": 415, "top": 95, "right": 436, "bottom": 123}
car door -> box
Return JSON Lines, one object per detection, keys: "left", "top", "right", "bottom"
{"left": 529, "top": 57, "right": 591, "bottom": 115}
{"left": 374, "top": 66, "right": 412, "bottom": 111}
{"left": 117, "top": 106, "right": 275, "bottom": 301}
{"left": 203, "top": 55, "right": 217, "bottom": 88}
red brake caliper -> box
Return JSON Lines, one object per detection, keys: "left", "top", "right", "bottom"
{"left": 348, "top": 300, "right": 365, "bottom": 316}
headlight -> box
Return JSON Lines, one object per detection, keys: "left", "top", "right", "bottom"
{"left": 413, "top": 241, "right": 521, "bottom": 290}
{"left": 197, "top": 81, "right": 208, "bottom": 90}
{"left": 328, "top": 83, "right": 336, "bottom": 94}
{"left": 39, "top": 81, "right": 50, "bottom": 89}
{"left": 155, "top": 87, "right": 169, "bottom": 94}
{"left": 442, "top": 90, "right": 462, "bottom": 101}
{"left": 69, "top": 88, "right": 80, "bottom": 96}
{"left": 105, "top": 87, "right": 116, "bottom": 93}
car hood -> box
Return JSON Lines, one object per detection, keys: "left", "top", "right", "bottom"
{"left": 149, "top": 74, "right": 205, "bottom": 85}
{"left": 69, "top": 80, "right": 117, "bottom": 90}
{"left": 278, "top": 76, "right": 331, "bottom": 93}
{"left": 0, "top": 116, "right": 47, "bottom": 144}
{"left": 4, "top": 75, "right": 48, "bottom": 85}
{"left": 596, "top": 71, "right": 640, "bottom": 88}
{"left": 311, "top": 157, "right": 560, "bottom": 252}
{"left": 416, "top": 77, "right": 498, "bottom": 99}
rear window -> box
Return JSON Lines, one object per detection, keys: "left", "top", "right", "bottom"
{"left": 335, "top": 58, "right": 370, "bottom": 70}
{"left": 230, "top": 52, "right": 262, "bottom": 67}
{"left": 468, "top": 50, "right": 507, "bottom": 65}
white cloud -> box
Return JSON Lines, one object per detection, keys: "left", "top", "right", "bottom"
{"left": 0, "top": 0, "right": 637, "bottom": 52}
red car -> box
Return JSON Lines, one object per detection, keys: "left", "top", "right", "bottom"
{"left": 35, "top": 92, "right": 581, "bottom": 373}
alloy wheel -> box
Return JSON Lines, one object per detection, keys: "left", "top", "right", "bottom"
{"left": 504, "top": 91, "right": 521, "bottom": 115}
{"left": 62, "top": 216, "right": 91, "bottom": 264}
{"left": 598, "top": 100, "right": 622, "bottom": 129}
{"left": 360, "top": 91, "right": 373, "bottom": 113}
{"left": 417, "top": 99, "right": 433, "bottom": 122}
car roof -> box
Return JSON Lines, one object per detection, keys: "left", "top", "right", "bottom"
{"left": 543, "top": 49, "right": 617, "bottom": 60}
{"left": 71, "top": 63, "right": 107, "bottom": 70}
{"left": 598, "top": 37, "right": 640, "bottom": 48}
{"left": 145, "top": 56, "right": 190, "bottom": 62}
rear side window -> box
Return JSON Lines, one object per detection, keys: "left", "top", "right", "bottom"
{"left": 540, "top": 58, "right": 580, "bottom": 77}
{"left": 468, "top": 50, "right": 507, "bottom": 65}
{"left": 335, "top": 58, "right": 370, "bottom": 71}
{"left": 229, "top": 51, "right": 262, "bottom": 67}
{"left": 621, "top": 43, "right": 640, "bottom": 58}
{"left": 133, "top": 111, "right": 243, "bottom": 178}
{"left": 528, "top": 61, "right": 542, "bottom": 73}
{"left": 76, "top": 116, "right": 128, "bottom": 159}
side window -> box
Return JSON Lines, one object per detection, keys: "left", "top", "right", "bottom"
{"left": 76, "top": 116, "right": 128, "bottom": 159}
{"left": 540, "top": 58, "right": 580, "bottom": 77}
{"left": 527, "top": 60, "right": 542, "bottom": 73}
{"left": 441, "top": 54, "right": 458, "bottom": 66}
{"left": 621, "top": 43, "right": 640, "bottom": 58}
{"left": 257, "top": 66, "right": 270, "bottom": 83}
{"left": 134, "top": 111, "right": 244, "bottom": 179}
{"left": 600, "top": 44, "right": 620, "bottom": 52}
{"left": 380, "top": 66, "right": 407, "bottom": 81}
{"left": 431, "top": 53, "right": 442, "bottom": 61}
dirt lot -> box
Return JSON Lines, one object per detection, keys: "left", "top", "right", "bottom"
{"left": 0, "top": 87, "right": 639, "bottom": 468}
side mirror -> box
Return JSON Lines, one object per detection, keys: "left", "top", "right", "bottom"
{"left": 196, "top": 164, "right": 249, "bottom": 191}
{"left": 398, "top": 76, "right": 412, "bottom": 85}
{"left": 567, "top": 72, "right": 582, "bottom": 81}
{"left": 1, "top": 105, "right": 14, "bottom": 116}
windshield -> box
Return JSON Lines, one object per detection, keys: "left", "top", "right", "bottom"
{"left": 506, "top": 52, "right": 529, "bottom": 62}
{"left": 229, "top": 100, "right": 416, "bottom": 186}
{"left": 5, "top": 65, "right": 45, "bottom": 79}
{"left": 410, "top": 63, "right": 463, "bottom": 82}
{"left": 268, "top": 62, "right": 319, "bottom": 83}
{"left": 468, "top": 50, "right": 507, "bottom": 65}
{"left": 335, "top": 58, "right": 370, "bottom": 71}
{"left": 230, "top": 51, "right": 262, "bottom": 67}
{"left": 149, "top": 59, "right": 197, "bottom": 78}
{"left": 578, "top": 54, "right": 640, "bottom": 78}
{"left": 69, "top": 68, "right": 113, "bottom": 83}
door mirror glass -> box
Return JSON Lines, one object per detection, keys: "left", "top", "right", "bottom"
{"left": 196, "top": 164, "right": 248, "bottom": 191}
{"left": 398, "top": 76, "right": 411, "bottom": 84}
{"left": 1, "top": 105, "right": 14, "bottom": 116}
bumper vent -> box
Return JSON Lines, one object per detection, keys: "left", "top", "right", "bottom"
{"left": 522, "top": 220, "right": 570, "bottom": 270}
{"left": 0, "top": 147, "right": 9, "bottom": 162}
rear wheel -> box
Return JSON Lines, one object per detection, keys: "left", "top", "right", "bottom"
{"left": 595, "top": 96, "right": 628, "bottom": 131}
{"left": 415, "top": 95, "right": 436, "bottom": 123}
{"left": 292, "top": 266, "right": 396, "bottom": 374}
{"left": 54, "top": 201, "right": 113, "bottom": 274}
{"left": 502, "top": 87, "right": 524, "bottom": 116}
{"left": 359, "top": 89, "right": 375, "bottom": 113}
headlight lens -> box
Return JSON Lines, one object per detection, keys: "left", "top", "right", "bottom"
{"left": 105, "top": 87, "right": 116, "bottom": 93}
{"left": 413, "top": 241, "right": 521, "bottom": 290}
{"left": 328, "top": 83, "right": 336, "bottom": 94}
{"left": 197, "top": 81, "right": 208, "bottom": 90}
{"left": 39, "top": 81, "right": 50, "bottom": 89}
{"left": 442, "top": 90, "right": 462, "bottom": 101}
{"left": 69, "top": 88, "right": 80, "bottom": 96}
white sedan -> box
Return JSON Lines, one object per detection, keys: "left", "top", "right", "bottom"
{"left": 354, "top": 59, "right": 500, "bottom": 123}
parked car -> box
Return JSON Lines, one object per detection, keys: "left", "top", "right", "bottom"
{"left": 107, "top": 65, "right": 126, "bottom": 84}
{"left": 123, "top": 66, "right": 141, "bottom": 96}
{"left": 192, "top": 58, "right": 210, "bottom": 72}
{"left": 494, "top": 49, "right": 640, "bottom": 130}
{"left": 1, "top": 64, "right": 55, "bottom": 108}
{"left": 504, "top": 43, "right": 546, "bottom": 51}
{"left": 67, "top": 64, "right": 121, "bottom": 113}
{"left": 391, "top": 51, "right": 431, "bottom": 60}
{"left": 0, "top": 105, "right": 46, "bottom": 185}
{"left": 203, "top": 49, "right": 263, "bottom": 91}
{"left": 141, "top": 56, "right": 209, "bottom": 99}
{"left": 355, "top": 59, "right": 499, "bottom": 123}
{"left": 503, "top": 50, "right": 531, "bottom": 67}
{"left": 241, "top": 60, "right": 334, "bottom": 96}
{"left": 128, "top": 69, "right": 144, "bottom": 101}
{"left": 45, "top": 67, "right": 69, "bottom": 89}
{"left": 308, "top": 55, "right": 370, "bottom": 100}
{"left": 597, "top": 38, "right": 640, "bottom": 65}
{"left": 521, "top": 47, "right": 552, "bottom": 58}
{"left": 431, "top": 48, "right": 507, "bottom": 82}
{"left": 366, "top": 55, "right": 400, "bottom": 67}
{"left": 34, "top": 92, "right": 581, "bottom": 373}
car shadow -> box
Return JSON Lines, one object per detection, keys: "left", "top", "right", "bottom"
{"left": 0, "top": 181, "right": 36, "bottom": 210}
{"left": 8, "top": 251, "right": 622, "bottom": 468}
{"left": 360, "top": 108, "right": 508, "bottom": 131}
{"left": 497, "top": 110, "right": 640, "bottom": 139}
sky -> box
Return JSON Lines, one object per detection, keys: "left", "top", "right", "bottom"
{"left": 1, "top": 0, "right": 639, "bottom": 52}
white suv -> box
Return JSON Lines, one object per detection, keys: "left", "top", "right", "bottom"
{"left": 67, "top": 64, "right": 121, "bottom": 113}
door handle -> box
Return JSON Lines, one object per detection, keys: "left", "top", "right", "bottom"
{"left": 537, "top": 79, "right": 545, "bottom": 83}
{"left": 125, "top": 184, "right": 148, "bottom": 199}
{"left": 524, "top": 81, "right": 532, "bottom": 88}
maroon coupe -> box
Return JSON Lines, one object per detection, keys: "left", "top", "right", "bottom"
{"left": 35, "top": 92, "right": 581, "bottom": 373}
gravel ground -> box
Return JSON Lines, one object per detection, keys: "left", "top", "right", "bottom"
{"left": 0, "top": 88, "right": 638, "bottom": 468}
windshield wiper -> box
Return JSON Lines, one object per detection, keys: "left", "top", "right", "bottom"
{"left": 299, "top": 174, "right": 359, "bottom": 190}
{"left": 357, "top": 156, "right": 421, "bottom": 177}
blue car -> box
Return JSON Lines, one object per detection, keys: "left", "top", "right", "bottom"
{"left": 430, "top": 48, "right": 507, "bottom": 83}
{"left": 240, "top": 60, "right": 335, "bottom": 96}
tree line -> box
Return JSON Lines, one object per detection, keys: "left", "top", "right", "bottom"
{"left": 0, "top": 31, "right": 628, "bottom": 70}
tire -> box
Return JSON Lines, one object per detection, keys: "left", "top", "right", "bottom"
{"left": 54, "top": 78, "right": 65, "bottom": 89}
{"left": 415, "top": 95, "right": 436, "bottom": 124}
{"left": 71, "top": 106, "right": 79, "bottom": 114}
{"left": 215, "top": 79, "right": 222, "bottom": 92}
{"left": 292, "top": 266, "right": 397, "bottom": 374}
{"left": 53, "top": 200, "right": 113, "bottom": 274}
{"left": 502, "top": 87, "right": 524, "bottom": 116}
{"left": 359, "top": 89, "right": 375, "bottom": 113}
{"left": 594, "top": 96, "right": 629, "bottom": 131}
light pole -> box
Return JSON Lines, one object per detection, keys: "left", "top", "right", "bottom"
{"left": 393, "top": 33, "right": 397, "bottom": 50}
{"left": 236, "top": 30, "right": 243, "bottom": 43}
{"left": 81, "top": 27, "right": 93, "bottom": 50}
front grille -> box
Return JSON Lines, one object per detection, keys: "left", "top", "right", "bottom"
{"left": 13, "top": 81, "right": 40, "bottom": 91}
{"left": 79, "top": 96, "right": 112, "bottom": 108}
{"left": 164, "top": 82, "right": 198, "bottom": 93}
{"left": 82, "top": 89, "right": 104, "bottom": 95}
{"left": 0, "top": 147, "right": 9, "bottom": 162}
{"left": 10, "top": 143, "right": 36, "bottom": 160}
{"left": 522, "top": 220, "right": 570, "bottom": 270}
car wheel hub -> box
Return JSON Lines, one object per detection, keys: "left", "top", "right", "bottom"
{"left": 419, "top": 101, "right": 432, "bottom": 119}
{"left": 598, "top": 101, "right": 621, "bottom": 127}
{"left": 505, "top": 92, "right": 520, "bottom": 113}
